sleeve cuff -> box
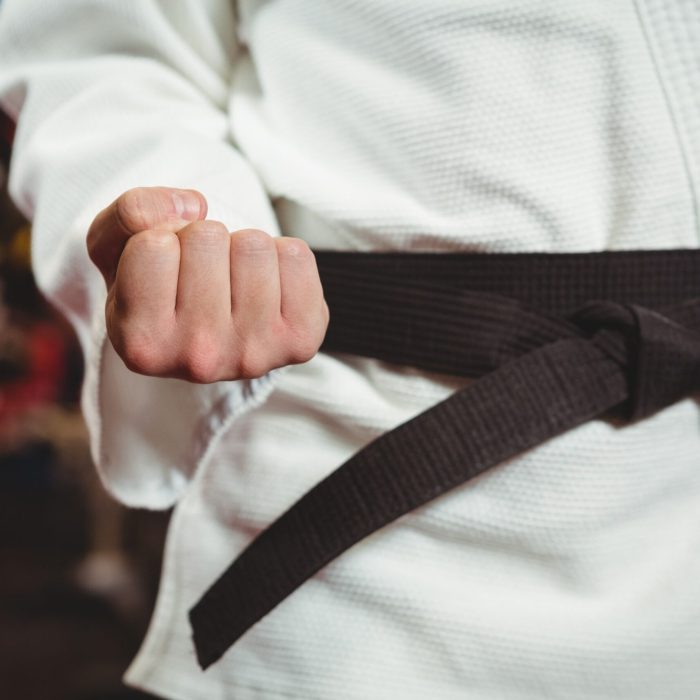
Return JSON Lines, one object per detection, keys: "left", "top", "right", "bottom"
{"left": 81, "top": 290, "right": 281, "bottom": 509}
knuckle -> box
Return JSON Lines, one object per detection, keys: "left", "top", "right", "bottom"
{"left": 116, "top": 187, "right": 152, "bottom": 233}
{"left": 188, "top": 219, "right": 229, "bottom": 237}
{"left": 179, "top": 332, "right": 222, "bottom": 383}
{"left": 235, "top": 346, "right": 269, "bottom": 379}
{"left": 231, "top": 228, "right": 274, "bottom": 253}
{"left": 179, "top": 220, "right": 229, "bottom": 248}
{"left": 180, "top": 361, "right": 219, "bottom": 384}
{"left": 276, "top": 236, "right": 312, "bottom": 259}
{"left": 117, "top": 333, "right": 164, "bottom": 376}
{"left": 286, "top": 329, "right": 321, "bottom": 365}
{"left": 126, "top": 229, "right": 177, "bottom": 255}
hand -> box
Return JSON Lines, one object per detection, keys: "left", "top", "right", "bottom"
{"left": 87, "top": 186, "right": 329, "bottom": 382}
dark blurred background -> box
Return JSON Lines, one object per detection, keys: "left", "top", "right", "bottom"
{"left": 0, "top": 108, "right": 170, "bottom": 699}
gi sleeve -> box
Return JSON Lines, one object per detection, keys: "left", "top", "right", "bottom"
{"left": 0, "top": 0, "right": 281, "bottom": 508}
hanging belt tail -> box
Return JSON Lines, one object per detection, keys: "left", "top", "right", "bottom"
{"left": 190, "top": 248, "right": 700, "bottom": 669}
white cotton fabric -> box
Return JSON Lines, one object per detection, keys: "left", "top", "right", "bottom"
{"left": 2, "top": 0, "right": 700, "bottom": 697}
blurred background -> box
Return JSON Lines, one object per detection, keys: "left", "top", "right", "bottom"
{"left": 0, "top": 108, "right": 170, "bottom": 699}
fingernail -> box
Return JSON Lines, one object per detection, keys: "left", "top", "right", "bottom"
{"left": 172, "top": 190, "right": 202, "bottom": 220}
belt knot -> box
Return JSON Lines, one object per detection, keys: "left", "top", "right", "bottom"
{"left": 570, "top": 300, "right": 700, "bottom": 421}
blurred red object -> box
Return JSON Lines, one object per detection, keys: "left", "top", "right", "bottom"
{"left": 0, "top": 320, "right": 67, "bottom": 438}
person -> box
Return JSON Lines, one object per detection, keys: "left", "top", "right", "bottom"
{"left": 1, "top": 1, "right": 700, "bottom": 697}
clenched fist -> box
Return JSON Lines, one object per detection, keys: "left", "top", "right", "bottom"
{"left": 87, "top": 186, "right": 329, "bottom": 382}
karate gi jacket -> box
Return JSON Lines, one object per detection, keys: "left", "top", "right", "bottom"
{"left": 1, "top": 1, "right": 700, "bottom": 697}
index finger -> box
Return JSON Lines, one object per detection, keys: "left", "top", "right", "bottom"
{"left": 87, "top": 186, "right": 207, "bottom": 287}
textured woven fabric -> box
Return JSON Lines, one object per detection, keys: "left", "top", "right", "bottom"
{"left": 2, "top": 0, "right": 700, "bottom": 698}
{"left": 189, "top": 249, "right": 700, "bottom": 667}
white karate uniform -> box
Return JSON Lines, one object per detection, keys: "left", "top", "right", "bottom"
{"left": 1, "top": 1, "right": 700, "bottom": 697}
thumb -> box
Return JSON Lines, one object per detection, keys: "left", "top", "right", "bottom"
{"left": 87, "top": 186, "right": 207, "bottom": 287}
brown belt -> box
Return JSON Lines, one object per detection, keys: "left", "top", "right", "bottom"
{"left": 190, "top": 248, "right": 700, "bottom": 669}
